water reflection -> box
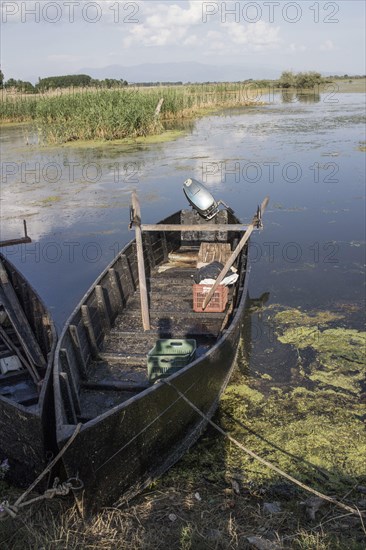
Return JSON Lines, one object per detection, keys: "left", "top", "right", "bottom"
{"left": 0, "top": 92, "right": 364, "bottom": 329}
{"left": 280, "top": 90, "right": 321, "bottom": 103}
{"left": 237, "top": 291, "right": 270, "bottom": 375}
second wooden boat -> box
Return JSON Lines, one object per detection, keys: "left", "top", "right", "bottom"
{"left": 0, "top": 254, "right": 56, "bottom": 486}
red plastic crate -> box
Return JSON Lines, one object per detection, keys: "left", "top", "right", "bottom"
{"left": 193, "top": 284, "right": 228, "bottom": 312}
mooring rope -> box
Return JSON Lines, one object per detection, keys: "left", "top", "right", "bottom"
{"left": 163, "top": 380, "right": 365, "bottom": 522}
{"left": 0, "top": 423, "right": 82, "bottom": 520}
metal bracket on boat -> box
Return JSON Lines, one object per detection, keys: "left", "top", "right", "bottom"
{"left": 252, "top": 197, "right": 269, "bottom": 229}
{"left": 65, "top": 476, "right": 84, "bottom": 493}
{"left": 129, "top": 204, "right": 142, "bottom": 230}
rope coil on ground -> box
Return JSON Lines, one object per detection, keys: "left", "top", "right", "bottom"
{"left": 0, "top": 423, "right": 82, "bottom": 520}
{"left": 0, "top": 477, "right": 83, "bottom": 520}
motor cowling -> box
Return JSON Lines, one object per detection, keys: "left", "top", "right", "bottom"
{"left": 183, "top": 178, "right": 219, "bottom": 220}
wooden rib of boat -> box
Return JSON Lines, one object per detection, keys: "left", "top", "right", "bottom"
{"left": 0, "top": 254, "right": 56, "bottom": 486}
{"left": 54, "top": 207, "right": 251, "bottom": 514}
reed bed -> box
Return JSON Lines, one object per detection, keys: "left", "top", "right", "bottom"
{"left": 0, "top": 84, "right": 259, "bottom": 143}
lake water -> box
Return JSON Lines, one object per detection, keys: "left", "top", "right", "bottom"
{"left": 1, "top": 92, "right": 365, "bottom": 377}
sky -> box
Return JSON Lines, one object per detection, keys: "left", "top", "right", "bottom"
{"left": 1, "top": 0, "right": 365, "bottom": 83}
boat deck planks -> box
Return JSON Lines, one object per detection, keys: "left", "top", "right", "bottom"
{"left": 77, "top": 253, "right": 223, "bottom": 417}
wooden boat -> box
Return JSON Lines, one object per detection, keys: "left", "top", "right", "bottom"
{"left": 54, "top": 196, "right": 266, "bottom": 514}
{"left": 0, "top": 254, "right": 56, "bottom": 486}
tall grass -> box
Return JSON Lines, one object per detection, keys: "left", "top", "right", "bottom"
{"left": 0, "top": 93, "right": 39, "bottom": 122}
{"left": 0, "top": 84, "right": 258, "bottom": 143}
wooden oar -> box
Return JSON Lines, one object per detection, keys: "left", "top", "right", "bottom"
{"left": 131, "top": 192, "right": 150, "bottom": 331}
{"left": 0, "top": 259, "right": 46, "bottom": 368}
{"left": 202, "top": 197, "right": 269, "bottom": 310}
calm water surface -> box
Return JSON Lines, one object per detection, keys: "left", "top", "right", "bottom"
{"left": 1, "top": 92, "right": 365, "bottom": 377}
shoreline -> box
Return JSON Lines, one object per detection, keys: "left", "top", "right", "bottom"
{"left": 1, "top": 77, "right": 364, "bottom": 147}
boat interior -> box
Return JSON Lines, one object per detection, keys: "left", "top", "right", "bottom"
{"left": 56, "top": 210, "right": 249, "bottom": 425}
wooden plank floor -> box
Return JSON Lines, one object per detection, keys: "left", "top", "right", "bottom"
{"left": 78, "top": 252, "right": 230, "bottom": 419}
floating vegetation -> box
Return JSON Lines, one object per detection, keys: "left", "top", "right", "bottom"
{"left": 273, "top": 308, "right": 344, "bottom": 328}
{"left": 273, "top": 308, "right": 365, "bottom": 396}
{"left": 38, "top": 195, "right": 62, "bottom": 205}
{"left": 221, "top": 384, "right": 366, "bottom": 491}
{"left": 176, "top": 305, "right": 366, "bottom": 498}
{"left": 1, "top": 305, "right": 365, "bottom": 547}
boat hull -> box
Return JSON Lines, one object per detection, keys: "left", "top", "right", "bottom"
{"left": 0, "top": 254, "right": 56, "bottom": 486}
{"left": 58, "top": 306, "right": 246, "bottom": 513}
{"left": 54, "top": 209, "right": 250, "bottom": 513}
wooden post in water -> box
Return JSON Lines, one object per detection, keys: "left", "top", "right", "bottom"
{"left": 154, "top": 98, "right": 164, "bottom": 118}
{"left": 131, "top": 191, "right": 150, "bottom": 331}
{"left": 0, "top": 220, "right": 31, "bottom": 248}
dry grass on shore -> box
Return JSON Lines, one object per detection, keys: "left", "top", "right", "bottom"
{"left": 1, "top": 463, "right": 365, "bottom": 550}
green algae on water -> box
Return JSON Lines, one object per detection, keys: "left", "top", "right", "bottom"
{"left": 220, "top": 383, "right": 366, "bottom": 491}
{"left": 38, "top": 195, "right": 62, "bottom": 205}
{"left": 274, "top": 308, "right": 344, "bottom": 328}
{"left": 217, "top": 307, "right": 365, "bottom": 490}
{"left": 274, "top": 307, "right": 366, "bottom": 395}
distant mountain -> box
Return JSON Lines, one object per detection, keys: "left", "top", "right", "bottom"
{"left": 77, "top": 62, "right": 279, "bottom": 83}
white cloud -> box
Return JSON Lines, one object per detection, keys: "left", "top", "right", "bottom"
{"left": 183, "top": 35, "right": 200, "bottom": 47}
{"left": 224, "top": 21, "right": 281, "bottom": 50}
{"left": 123, "top": 1, "right": 203, "bottom": 47}
{"left": 204, "top": 31, "right": 226, "bottom": 53}
{"left": 320, "top": 40, "right": 334, "bottom": 51}
{"left": 144, "top": 1, "right": 203, "bottom": 28}
{"left": 123, "top": 23, "right": 188, "bottom": 48}
{"left": 123, "top": 3, "right": 281, "bottom": 54}
{"left": 289, "top": 43, "right": 307, "bottom": 53}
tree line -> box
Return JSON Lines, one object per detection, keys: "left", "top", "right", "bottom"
{"left": 1, "top": 70, "right": 365, "bottom": 94}
{"left": 0, "top": 72, "right": 128, "bottom": 93}
{"left": 278, "top": 70, "right": 365, "bottom": 88}
{"left": 278, "top": 71, "right": 325, "bottom": 89}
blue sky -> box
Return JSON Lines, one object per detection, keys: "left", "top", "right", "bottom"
{"left": 1, "top": 1, "right": 365, "bottom": 82}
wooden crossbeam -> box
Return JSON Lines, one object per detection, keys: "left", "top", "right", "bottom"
{"left": 141, "top": 224, "right": 249, "bottom": 232}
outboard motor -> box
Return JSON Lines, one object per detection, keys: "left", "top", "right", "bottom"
{"left": 183, "top": 178, "right": 232, "bottom": 220}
